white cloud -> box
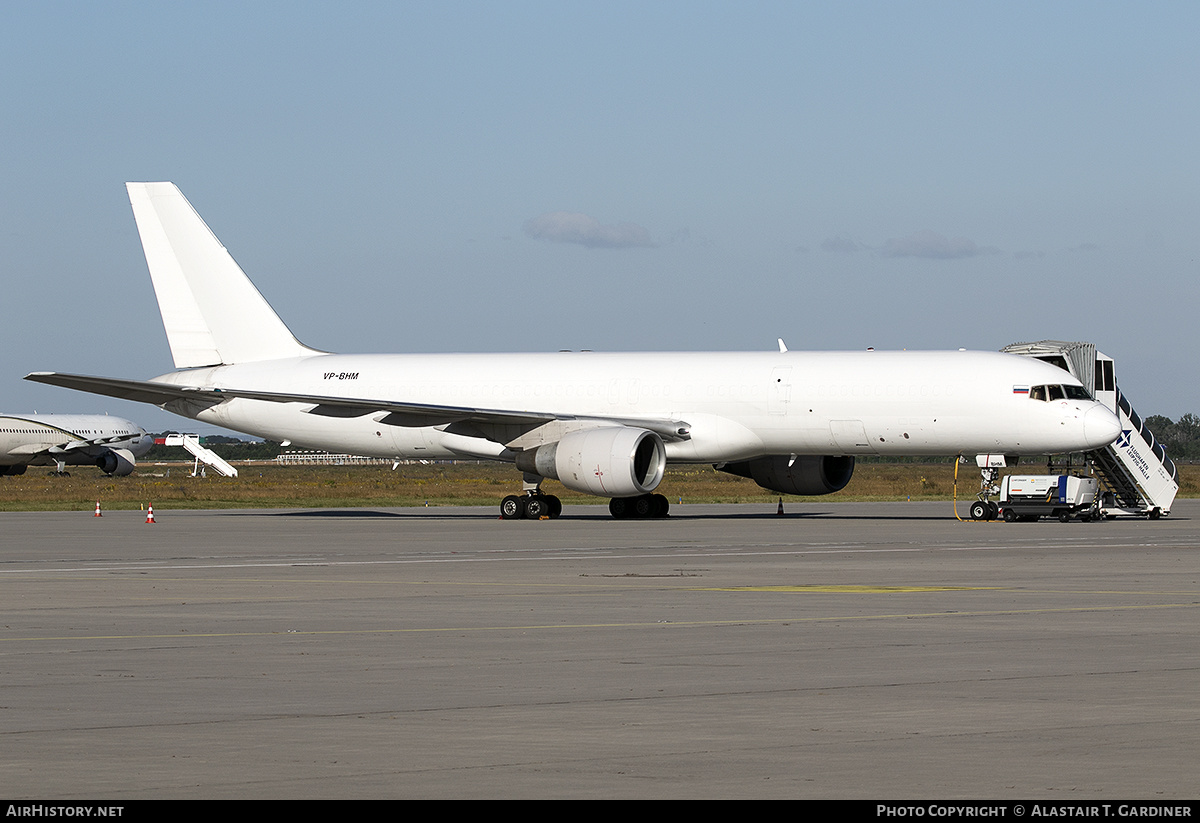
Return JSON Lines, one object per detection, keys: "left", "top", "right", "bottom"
{"left": 821, "top": 236, "right": 861, "bottom": 253}
{"left": 881, "top": 230, "right": 995, "bottom": 259}
{"left": 524, "top": 211, "right": 656, "bottom": 249}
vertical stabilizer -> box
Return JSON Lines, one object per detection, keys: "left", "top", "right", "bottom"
{"left": 126, "top": 182, "right": 319, "bottom": 368}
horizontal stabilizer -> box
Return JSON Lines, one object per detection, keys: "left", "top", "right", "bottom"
{"left": 25, "top": 372, "right": 218, "bottom": 407}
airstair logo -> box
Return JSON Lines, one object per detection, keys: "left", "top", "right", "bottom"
{"left": 1116, "top": 430, "right": 1153, "bottom": 481}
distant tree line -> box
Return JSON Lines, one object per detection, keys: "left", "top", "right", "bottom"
{"left": 144, "top": 434, "right": 283, "bottom": 462}
{"left": 1145, "top": 414, "right": 1200, "bottom": 462}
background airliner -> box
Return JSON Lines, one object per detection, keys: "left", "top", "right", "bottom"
{"left": 27, "top": 183, "right": 1121, "bottom": 518}
{"left": 0, "top": 413, "right": 152, "bottom": 476}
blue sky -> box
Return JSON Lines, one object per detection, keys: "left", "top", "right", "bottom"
{"left": 3, "top": 1, "right": 1198, "bottom": 434}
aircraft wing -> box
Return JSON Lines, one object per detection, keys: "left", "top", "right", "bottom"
{"left": 7, "top": 442, "right": 61, "bottom": 456}
{"left": 25, "top": 372, "right": 692, "bottom": 442}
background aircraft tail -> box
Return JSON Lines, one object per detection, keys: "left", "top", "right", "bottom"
{"left": 126, "top": 182, "right": 321, "bottom": 369}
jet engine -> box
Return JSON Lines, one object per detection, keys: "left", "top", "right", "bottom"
{"left": 718, "top": 455, "right": 855, "bottom": 496}
{"left": 515, "top": 427, "right": 666, "bottom": 497}
{"left": 96, "top": 448, "right": 137, "bottom": 477}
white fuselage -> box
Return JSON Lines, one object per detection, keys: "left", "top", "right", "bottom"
{"left": 150, "top": 349, "right": 1120, "bottom": 462}
{"left": 24, "top": 183, "right": 1126, "bottom": 510}
{"left": 0, "top": 414, "right": 153, "bottom": 468}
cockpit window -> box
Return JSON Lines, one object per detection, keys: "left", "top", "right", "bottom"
{"left": 1028, "top": 384, "right": 1092, "bottom": 402}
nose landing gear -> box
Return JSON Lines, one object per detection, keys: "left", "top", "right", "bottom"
{"left": 958, "top": 458, "right": 1003, "bottom": 521}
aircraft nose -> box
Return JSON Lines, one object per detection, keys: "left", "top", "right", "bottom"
{"left": 1083, "top": 404, "right": 1121, "bottom": 448}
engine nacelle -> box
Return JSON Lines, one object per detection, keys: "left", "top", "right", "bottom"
{"left": 718, "top": 455, "right": 855, "bottom": 496}
{"left": 96, "top": 448, "right": 137, "bottom": 477}
{"left": 515, "top": 427, "right": 666, "bottom": 497}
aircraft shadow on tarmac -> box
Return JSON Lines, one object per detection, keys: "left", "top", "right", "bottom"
{"left": 250, "top": 507, "right": 957, "bottom": 522}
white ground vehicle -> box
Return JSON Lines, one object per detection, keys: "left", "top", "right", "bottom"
{"left": 997, "top": 474, "right": 1099, "bottom": 522}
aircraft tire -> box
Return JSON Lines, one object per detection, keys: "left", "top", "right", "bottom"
{"left": 610, "top": 495, "right": 670, "bottom": 519}
{"left": 500, "top": 495, "right": 525, "bottom": 520}
{"left": 969, "top": 501, "right": 987, "bottom": 521}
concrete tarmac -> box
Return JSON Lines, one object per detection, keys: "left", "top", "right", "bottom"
{"left": 0, "top": 499, "right": 1197, "bottom": 799}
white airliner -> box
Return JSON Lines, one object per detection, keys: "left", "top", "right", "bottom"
{"left": 0, "top": 413, "right": 152, "bottom": 476}
{"left": 27, "top": 182, "right": 1121, "bottom": 518}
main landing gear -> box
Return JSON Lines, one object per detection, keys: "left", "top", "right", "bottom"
{"left": 500, "top": 473, "right": 564, "bottom": 520}
{"left": 498, "top": 492, "right": 671, "bottom": 520}
{"left": 498, "top": 472, "right": 671, "bottom": 520}
{"left": 500, "top": 491, "right": 563, "bottom": 520}
{"left": 608, "top": 493, "right": 670, "bottom": 519}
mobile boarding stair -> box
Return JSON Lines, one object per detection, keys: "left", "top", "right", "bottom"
{"left": 1002, "top": 341, "right": 1177, "bottom": 518}
{"left": 163, "top": 434, "right": 239, "bottom": 478}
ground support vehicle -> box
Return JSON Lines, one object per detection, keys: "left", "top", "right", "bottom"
{"left": 997, "top": 474, "right": 1099, "bottom": 522}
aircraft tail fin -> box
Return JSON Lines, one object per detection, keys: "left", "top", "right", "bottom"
{"left": 126, "top": 182, "right": 321, "bottom": 369}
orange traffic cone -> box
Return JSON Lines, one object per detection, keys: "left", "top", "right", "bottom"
{"left": 145, "top": 504, "right": 156, "bottom": 524}
{"left": 777, "top": 497, "right": 785, "bottom": 515}
{"left": 94, "top": 500, "right": 102, "bottom": 517}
